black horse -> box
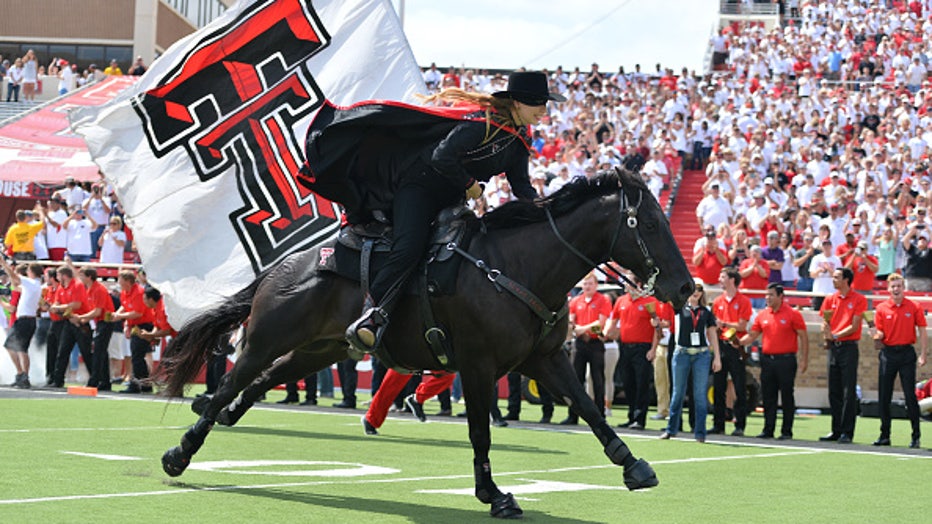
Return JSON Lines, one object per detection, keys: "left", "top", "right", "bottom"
{"left": 156, "top": 167, "right": 693, "bottom": 519}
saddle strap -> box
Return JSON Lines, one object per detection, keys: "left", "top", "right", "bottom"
{"left": 447, "top": 242, "right": 568, "bottom": 342}
{"left": 360, "top": 239, "right": 374, "bottom": 295}
{"left": 418, "top": 274, "right": 457, "bottom": 372}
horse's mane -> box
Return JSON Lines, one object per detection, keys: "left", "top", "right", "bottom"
{"left": 482, "top": 167, "right": 646, "bottom": 230}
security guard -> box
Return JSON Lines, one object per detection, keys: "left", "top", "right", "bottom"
{"left": 871, "top": 274, "right": 928, "bottom": 448}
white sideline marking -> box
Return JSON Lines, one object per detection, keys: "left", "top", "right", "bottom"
{"left": 0, "top": 423, "right": 291, "bottom": 434}
{"left": 61, "top": 452, "right": 143, "bottom": 461}
{"left": 418, "top": 479, "right": 622, "bottom": 496}
{"left": 186, "top": 460, "right": 400, "bottom": 477}
{"left": 0, "top": 449, "right": 818, "bottom": 506}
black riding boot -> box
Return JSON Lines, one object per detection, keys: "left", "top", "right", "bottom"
{"left": 345, "top": 294, "right": 390, "bottom": 354}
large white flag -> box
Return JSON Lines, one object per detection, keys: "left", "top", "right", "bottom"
{"left": 71, "top": 0, "right": 425, "bottom": 326}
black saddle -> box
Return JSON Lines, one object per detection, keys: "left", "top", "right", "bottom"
{"left": 319, "top": 204, "right": 475, "bottom": 297}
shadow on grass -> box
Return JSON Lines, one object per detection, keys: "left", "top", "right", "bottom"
{"left": 184, "top": 485, "right": 605, "bottom": 523}
{"left": 218, "top": 425, "right": 568, "bottom": 456}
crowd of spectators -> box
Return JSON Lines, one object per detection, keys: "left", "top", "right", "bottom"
{"left": 691, "top": 1, "right": 932, "bottom": 299}
{"left": 0, "top": 52, "right": 146, "bottom": 102}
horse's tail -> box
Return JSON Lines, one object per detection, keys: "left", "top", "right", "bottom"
{"left": 156, "top": 270, "right": 270, "bottom": 397}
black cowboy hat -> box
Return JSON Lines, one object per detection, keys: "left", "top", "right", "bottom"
{"left": 492, "top": 71, "right": 566, "bottom": 105}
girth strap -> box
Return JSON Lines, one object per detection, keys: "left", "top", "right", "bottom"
{"left": 447, "top": 242, "right": 568, "bottom": 342}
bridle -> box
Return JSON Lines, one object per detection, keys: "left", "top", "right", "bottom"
{"left": 545, "top": 178, "right": 660, "bottom": 296}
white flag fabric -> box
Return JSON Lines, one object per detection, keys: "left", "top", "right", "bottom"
{"left": 71, "top": 0, "right": 425, "bottom": 327}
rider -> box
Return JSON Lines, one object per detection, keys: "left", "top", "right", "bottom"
{"left": 300, "top": 71, "right": 564, "bottom": 353}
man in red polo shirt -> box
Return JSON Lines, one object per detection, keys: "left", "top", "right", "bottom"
{"left": 710, "top": 267, "right": 753, "bottom": 436}
{"left": 739, "top": 245, "right": 769, "bottom": 309}
{"left": 819, "top": 267, "right": 868, "bottom": 444}
{"left": 73, "top": 267, "right": 116, "bottom": 391}
{"left": 740, "top": 283, "right": 808, "bottom": 440}
{"left": 871, "top": 274, "right": 928, "bottom": 449}
{"left": 606, "top": 274, "right": 659, "bottom": 430}
{"left": 111, "top": 270, "right": 155, "bottom": 393}
{"left": 560, "top": 273, "right": 613, "bottom": 425}
{"left": 47, "top": 266, "right": 92, "bottom": 388}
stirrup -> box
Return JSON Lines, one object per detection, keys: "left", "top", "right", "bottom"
{"left": 345, "top": 307, "right": 388, "bottom": 354}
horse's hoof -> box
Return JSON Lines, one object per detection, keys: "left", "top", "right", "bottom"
{"left": 623, "top": 458, "right": 659, "bottom": 490}
{"left": 489, "top": 492, "right": 523, "bottom": 519}
{"left": 162, "top": 446, "right": 190, "bottom": 477}
{"left": 191, "top": 394, "right": 212, "bottom": 416}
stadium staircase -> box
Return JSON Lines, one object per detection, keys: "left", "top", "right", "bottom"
{"left": 667, "top": 169, "right": 706, "bottom": 276}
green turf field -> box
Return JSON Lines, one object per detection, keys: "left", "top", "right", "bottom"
{"left": 0, "top": 388, "right": 928, "bottom": 523}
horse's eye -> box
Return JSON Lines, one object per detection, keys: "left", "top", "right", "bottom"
{"left": 644, "top": 221, "right": 657, "bottom": 232}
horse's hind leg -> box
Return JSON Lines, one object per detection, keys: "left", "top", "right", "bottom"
{"left": 460, "top": 365, "right": 523, "bottom": 519}
{"left": 162, "top": 338, "right": 288, "bottom": 477}
{"left": 518, "top": 350, "right": 658, "bottom": 490}
{"left": 214, "top": 343, "right": 347, "bottom": 426}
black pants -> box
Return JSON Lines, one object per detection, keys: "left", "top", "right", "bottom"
{"left": 369, "top": 173, "right": 460, "bottom": 304}
{"left": 619, "top": 342, "right": 652, "bottom": 426}
{"left": 52, "top": 321, "right": 92, "bottom": 385}
{"left": 878, "top": 346, "right": 921, "bottom": 440}
{"left": 337, "top": 358, "right": 358, "bottom": 404}
{"left": 567, "top": 338, "right": 605, "bottom": 421}
{"left": 205, "top": 351, "right": 229, "bottom": 394}
{"left": 713, "top": 344, "right": 747, "bottom": 431}
{"left": 760, "top": 353, "right": 797, "bottom": 437}
{"left": 129, "top": 323, "right": 155, "bottom": 383}
{"left": 90, "top": 320, "right": 114, "bottom": 389}
{"left": 46, "top": 320, "right": 65, "bottom": 383}
{"left": 828, "top": 344, "right": 859, "bottom": 437}
{"left": 285, "top": 374, "right": 318, "bottom": 402}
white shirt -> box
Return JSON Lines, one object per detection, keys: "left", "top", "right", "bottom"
{"left": 45, "top": 209, "right": 68, "bottom": 249}
{"left": 695, "top": 195, "right": 733, "bottom": 230}
{"left": 16, "top": 276, "right": 41, "bottom": 318}
{"left": 83, "top": 196, "right": 111, "bottom": 226}
{"left": 65, "top": 219, "right": 94, "bottom": 256}
{"left": 98, "top": 228, "right": 127, "bottom": 265}
{"left": 810, "top": 252, "right": 841, "bottom": 295}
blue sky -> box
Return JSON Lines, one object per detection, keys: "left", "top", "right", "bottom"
{"left": 390, "top": 0, "right": 720, "bottom": 73}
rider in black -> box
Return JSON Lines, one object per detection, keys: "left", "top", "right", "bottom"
{"left": 300, "top": 71, "right": 564, "bottom": 353}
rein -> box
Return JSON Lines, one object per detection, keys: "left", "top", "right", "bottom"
{"left": 545, "top": 182, "right": 660, "bottom": 297}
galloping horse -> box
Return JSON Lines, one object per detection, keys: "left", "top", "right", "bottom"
{"left": 156, "top": 167, "right": 694, "bottom": 518}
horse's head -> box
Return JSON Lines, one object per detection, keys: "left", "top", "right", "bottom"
{"left": 607, "top": 167, "right": 694, "bottom": 309}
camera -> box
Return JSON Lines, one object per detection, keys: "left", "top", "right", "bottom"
{"left": 918, "top": 224, "right": 926, "bottom": 229}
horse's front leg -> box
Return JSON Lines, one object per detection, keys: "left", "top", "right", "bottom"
{"left": 518, "top": 349, "right": 658, "bottom": 490}
{"left": 460, "top": 366, "right": 523, "bottom": 519}
{"left": 162, "top": 339, "right": 282, "bottom": 477}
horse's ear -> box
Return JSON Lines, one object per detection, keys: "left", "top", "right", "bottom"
{"left": 611, "top": 166, "right": 626, "bottom": 187}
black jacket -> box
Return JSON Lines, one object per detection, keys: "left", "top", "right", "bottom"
{"left": 299, "top": 100, "right": 536, "bottom": 213}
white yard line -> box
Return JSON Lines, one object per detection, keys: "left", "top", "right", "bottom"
{"left": 0, "top": 448, "right": 842, "bottom": 506}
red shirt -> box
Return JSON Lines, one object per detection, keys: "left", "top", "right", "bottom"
{"left": 610, "top": 294, "right": 659, "bottom": 344}
{"left": 751, "top": 303, "right": 806, "bottom": 354}
{"left": 44, "top": 283, "right": 61, "bottom": 322}
{"left": 120, "top": 283, "right": 155, "bottom": 326}
{"left": 694, "top": 246, "right": 727, "bottom": 285}
{"left": 712, "top": 291, "right": 753, "bottom": 340}
{"left": 151, "top": 297, "right": 178, "bottom": 337}
{"left": 820, "top": 291, "right": 868, "bottom": 342}
{"left": 569, "top": 292, "right": 612, "bottom": 325}
{"left": 54, "top": 279, "right": 89, "bottom": 316}
{"left": 86, "top": 281, "right": 115, "bottom": 320}
{"left": 739, "top": 258, "right": 769, "bottom": 296}
{"left": 875, "top": 297, "right": 928, "bottom": 346}
{"left": 848, "top": 255, "right": 878, "bottom": 291}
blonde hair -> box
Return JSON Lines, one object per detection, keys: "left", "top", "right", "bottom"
{"left": 886, "top": 273, "right": 904, "bottom": 283}
{"left": 420, "top": 88, "right": 518, "bottom": 143}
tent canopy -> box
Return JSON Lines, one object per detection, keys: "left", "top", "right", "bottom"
{"left": 0, "top": 76, "right": 139, "bottom": 198}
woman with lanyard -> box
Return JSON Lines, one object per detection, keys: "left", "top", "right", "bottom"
{"left": 659, "top": 279, "right": 721, "bottom": 442}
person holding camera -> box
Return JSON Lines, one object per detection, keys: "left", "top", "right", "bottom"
{"left": 82, "top": 183, "right": 111, "bottom": 258}
{"left": 61, "top": 208, "right": 97, "bottom": 263}
{"left": 843, "top": 240, "right": 878, "bottom": 305}
{"left": 902, "top": 221, "right": 932, "bottom": 292}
